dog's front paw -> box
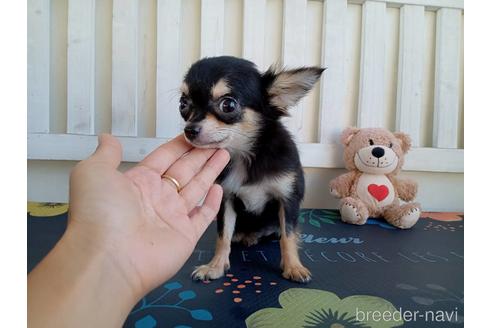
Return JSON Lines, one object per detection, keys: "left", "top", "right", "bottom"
{"left": 282, "top": 264, "right": 312, "bottom": 283}
{"left": 192, "top": 262, "right": 229, "bottom": 281}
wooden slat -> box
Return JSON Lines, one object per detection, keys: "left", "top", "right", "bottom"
{"left": 137, "top": 0, "right": 157, "bottom": 137}
{"left": 347, "top": 0, "right": 463, "bottom": 11}
{"left": 27, "top": 0, "right": 50, "bottom": 133}
{"left": 282, "top": 0, "right": 307, "bottom": 140}
{"left": 200, "top": 0, "right": 225, "bottom": 57}
{"left": 396, "top": 4, "right": 424, "bottom": 145}
{"left": 112, "top": 0, "right": 138, "bottom": 136}
{"left": 67, "top": 0, "right": 96, "bottom": 135}
{"left": 243, "top": 0, "right": 266, "bottom": 69}
{"left": 433, "top": 8, "right": 461, "bottom": 148}
{"left": 156, "top": 0, "right": 182, "bottom": 138}
{"left": 357, "top": 0, "right": 386, "bottom": 128}
{"left": 27, "top": 133, "right": 464, "bottom": 173}
{"left": 319, "top": 0, "right": 347, "bottom": 144}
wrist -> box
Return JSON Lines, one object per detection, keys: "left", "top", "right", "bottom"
{"left": 63, "top": 222, "right": 145, "bottom": 299}
{"left": 68, "top": 224, "right": 141, "bottom": 324}
{"left": 28, "top": 223, "right": 144, "bottom": 327}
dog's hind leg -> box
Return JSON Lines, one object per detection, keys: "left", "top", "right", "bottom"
{"left": 192, "top": 198, "right": 236, "bottom": 280}
{"left": 279, "top": 202, "right": 311, "bottom": 283}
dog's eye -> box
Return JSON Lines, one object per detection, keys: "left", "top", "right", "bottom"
{"left": 389, "top": 142, "right": 393, "bottom": 148}
{"left": 369, "top": 139, "right": 374, "bottom": 146}
{"left": 219, "top": 97, "right": 238, "bottom": 113}
{"left": 179, "top": 96, "right": 189, "bottom": 111}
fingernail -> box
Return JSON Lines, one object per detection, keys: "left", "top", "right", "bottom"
{"left": 220, "top": 149, "right": 231, "bottom": 160}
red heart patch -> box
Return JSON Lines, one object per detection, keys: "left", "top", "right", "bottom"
{"left": 368, "top": 184, "right": 389, "bottom": 201}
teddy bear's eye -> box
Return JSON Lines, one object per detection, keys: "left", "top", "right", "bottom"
{"left": 389, "top": 142, "right": 393, "bottom": 148}
{"left": 369, "top": 139, "right": 374, "bottom": 146}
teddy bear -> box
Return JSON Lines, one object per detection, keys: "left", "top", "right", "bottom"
{"left": 329, "top": 127, "right": 421, "bottom": 229}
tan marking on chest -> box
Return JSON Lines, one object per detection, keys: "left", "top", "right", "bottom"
{"left": 221, "top": 161, "right": 248, "bottom": 195}
{"left": 237, "top": 173, "right": 295, "bottom": 214}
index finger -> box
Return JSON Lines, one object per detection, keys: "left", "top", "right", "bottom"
{"left": 139, "top": 134, "right": 193, "bottom": 174}
{"left": 179, "top": 149, "right": 230, "bottom": 212}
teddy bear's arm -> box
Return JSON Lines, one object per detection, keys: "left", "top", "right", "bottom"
{"left": 393, "top": 177, "right": 418, "bottom": 201}
{"left": 329, "top": 172, "right": 357, "bottom": 198}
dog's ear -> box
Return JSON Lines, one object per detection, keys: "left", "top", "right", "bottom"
{"left": 393, "top": 132, "right": 412, "bottom": 154}
{"left": 262, "top": 65, "right": 324, "bottom": 114}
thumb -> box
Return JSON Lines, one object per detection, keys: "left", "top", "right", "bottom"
{"left": 89, "top": 134, "right": 122, "bottom": 169}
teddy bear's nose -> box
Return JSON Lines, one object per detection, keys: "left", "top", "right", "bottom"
{"left": 371, "top": 147, "right": 385, "bottom": 158}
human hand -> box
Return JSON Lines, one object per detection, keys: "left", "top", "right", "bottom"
{"left": 67, "top": 134, "right": 229, "bottom": 298}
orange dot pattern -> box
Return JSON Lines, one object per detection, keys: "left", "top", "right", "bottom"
{"left": 212, "top": 273, "right": 279, "bottom": 303}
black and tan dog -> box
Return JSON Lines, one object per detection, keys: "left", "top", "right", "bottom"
{"left": 178, "top": 56, "right": 324, "bottom": 282}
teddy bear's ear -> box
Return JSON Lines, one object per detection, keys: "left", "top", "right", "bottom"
{"left": 340, "top": 127, "right": 360, "bottom": 146}
{"left": 393, "top": 132, "right": 412, "bottom": 153}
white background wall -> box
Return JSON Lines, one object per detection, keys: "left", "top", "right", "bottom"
{"left": 27, "top": 0, "right": 464, "bottom": 211}
{"left": 28, "top": 159, "right": 464, "bottom": 211}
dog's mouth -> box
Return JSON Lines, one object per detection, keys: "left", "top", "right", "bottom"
{"left": 185, "top": 135, "right": 230, "bottom": 148}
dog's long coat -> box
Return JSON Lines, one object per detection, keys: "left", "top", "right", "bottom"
{"left": 178, "top": 56, "right": 324, "bottom": 282}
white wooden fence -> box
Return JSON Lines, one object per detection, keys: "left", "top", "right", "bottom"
{"left": 27, "top": 0, "right": 464, "bottom": 174}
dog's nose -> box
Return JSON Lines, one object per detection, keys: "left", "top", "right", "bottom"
{"left": 371, "top": 147, "right": 385, "bottom": 158}
{"left": 184, "top": 124, "right": 201, "bottom": 140}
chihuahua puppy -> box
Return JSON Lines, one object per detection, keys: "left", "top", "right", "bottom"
{"left": 179, "top": 56, "right": 324, "bottom": 282}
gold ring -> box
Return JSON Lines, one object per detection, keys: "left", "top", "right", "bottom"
{"left": 161, "top": 174, "right": 182, "bottom": 192}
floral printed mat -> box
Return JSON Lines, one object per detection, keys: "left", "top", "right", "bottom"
{"left": 28, "top": 203, "right": 463, "bottom": 327}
